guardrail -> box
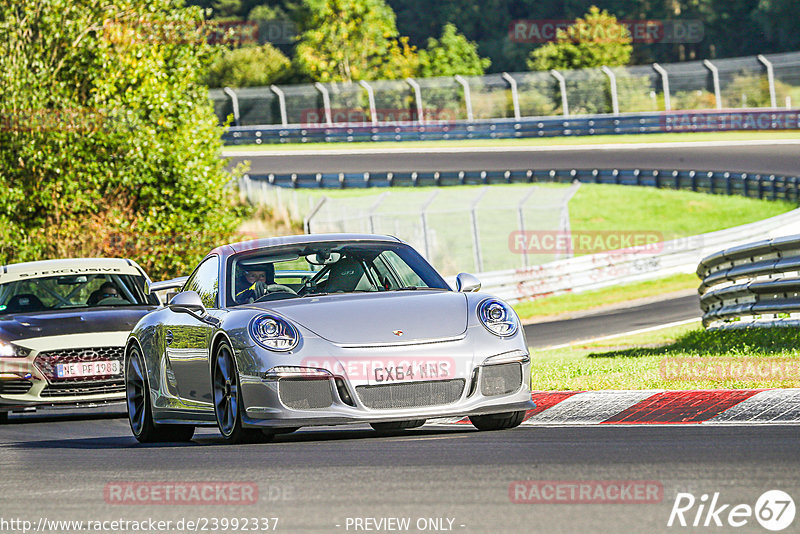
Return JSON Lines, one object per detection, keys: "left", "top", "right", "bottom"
{"left": 225, "top": 109, "right": 800, "bottom": 145}
{"left": 697, "top": 235, "right": 800, "bottom": 329}
{"left": 477, "top": 208, "right": 800, "bottom": 304}
{"left": 244, "top": 167, "right": 800, "bottom": 203}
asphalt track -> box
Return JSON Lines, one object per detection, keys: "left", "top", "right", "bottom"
{"left": 524, "top": 294, "right": 700, "bottom": 349}
{"left": 226, "top": 141, "right": 800, "bottom": 175}
{"left": 1, "top": 411, "right": 799, "bottom": 533}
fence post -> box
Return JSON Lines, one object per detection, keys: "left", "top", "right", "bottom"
{"left": 304, "top": 197, "right": 327, "bottom": 234}
{"left": 367, "top": 192, "right": 387, "bottom": 234}
{"left": 560, "top": 182, "right": 581, "bottom": 259}
{"left": 501, "top": 72, "right": 521, "bottom": 120}
{"left": 314, "top": 82, "right": 333, "bottom": 126}
{"left": 757, "top": 55, "right": 778, "bottom": 108}
{"left": 270, "top": 85, "right": 288, "bottom": 127}
{"left": 550, "top": 70, "right": 569, "bottom": 116}
{"left": 405, "top": 77, "right": 425, "bottom": 123}
{"left": 470, "top": 187, "right": 489, "bottom": 272}
{"left": 601, "top": 66, "right": 619, "bottom": 115}
{"left": 420, "top": 190, "right": 439, "bottom": 260}
{"left": 703, "top": 60, "right": 722, "bottom": 110}
{"left": 223, "top": 87, "right": 240, "bottom": 127}
{"left": 517, "top": 186, "right": 538, "bottom": 268}
{"left": 359, "top": 80, "right": 378, "bottom": 125}
{"left": 652, "top": 63, "right": 671, "bottom": 111}
{"left": 454, "top": 75, "right": 474, "bottom": 121}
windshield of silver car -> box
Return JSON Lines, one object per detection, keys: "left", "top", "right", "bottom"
{"left": 229, "top": 242, "right": 450, "bottom": 306}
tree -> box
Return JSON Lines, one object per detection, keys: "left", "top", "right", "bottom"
{"left": 527, "top": 6, "right": 633, "bottom": 71}
{"left": 417, "top": 23, "right": 490, "bottom": 77}
{"left": 203, "top": 43, "right": 292, "bottom": 87}
{"left": 0, "top": 0, "right": 244, "bottom": 279}
{"left": 293, "top": 0, "right": 418, "bottom": 82}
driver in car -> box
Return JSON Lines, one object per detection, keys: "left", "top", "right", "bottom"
{"left": 235, "top": 268, "right": 269, "bottom": 304}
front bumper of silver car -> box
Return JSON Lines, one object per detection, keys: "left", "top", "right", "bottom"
{"left": 238, "top": 352, "right": 534, "bottom": 428}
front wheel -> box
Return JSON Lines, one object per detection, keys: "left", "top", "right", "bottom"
{"left": 213, "top": 341, "right": 270, "bottom": 445}
{"left": 126, "top": 346, "right": 195, "bottom": 443}
{"left": 469, "top": 410, "right": 526, "bottom": 431}
{"left": 371, "top": 420, "right": 426, "bottom": 432}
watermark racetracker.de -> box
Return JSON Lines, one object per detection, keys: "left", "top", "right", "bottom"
{"left": 300, "top": 108, "right": 456, "bottom": 128}
{"left": 509, "top": 230, "right": 668, "bottom": 256}
{"left": 660, "top": 357, "right": 800, "bottom": 382}
{"left": 509, "top": 480, "right": 664, "bottom": 504}
{"left": 509, "top": 19, "right": 704, "bottom": 44}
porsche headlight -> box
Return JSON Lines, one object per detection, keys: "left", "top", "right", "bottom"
{"left": 478, "top": 299, "right": 519, "bottom": 337}
{"left": 249, "top": 314, "right": 300, "bottom": 352}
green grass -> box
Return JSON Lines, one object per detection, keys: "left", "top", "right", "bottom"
{"left": 224, "top": 130, "right": 800, "bottom": 152}
{"left": 514, "top": 273, "right": 698, "bottom": 320}
{"left": 295, "top": 182, "right": 794, "bottom": 239}
{"left": 568, "top": 184, "right": 793, "bottom": 241}
{"left": 531, "top": 323, "right": 800, "bottom": 390}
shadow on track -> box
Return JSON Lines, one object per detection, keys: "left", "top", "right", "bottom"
{"left": 2, "top": 425, "right": 477, "bottom": 450}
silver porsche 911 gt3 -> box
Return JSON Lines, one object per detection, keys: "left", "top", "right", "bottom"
{"left": 125, "top": 234, "right": 533, "bottom": 444}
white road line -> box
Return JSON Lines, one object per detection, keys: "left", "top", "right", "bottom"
{"left": 222, "top": 138, "right": 800, "bottom": 158}
{"left": 538, "top": 317, "right": 701, "bottom": 351}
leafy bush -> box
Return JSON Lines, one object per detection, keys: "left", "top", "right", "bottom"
{"left": 417, "top": 24, "right": 490, "bottom": 78}
{"left": 528, "top": 6, "right": 632, "bottom": 72}
{"left": 203, "top": 43, "right": 292, "bottom": 88}
{"left": 0, "top": 0, "right": 246, "bottom": 280}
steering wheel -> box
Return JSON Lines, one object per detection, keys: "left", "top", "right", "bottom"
{"left": 253, "top": 283, "right": 297, "bottom": 302}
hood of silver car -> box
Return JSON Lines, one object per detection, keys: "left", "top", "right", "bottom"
{"left": 253, "top": 291, "right": 468, "bottom": 345}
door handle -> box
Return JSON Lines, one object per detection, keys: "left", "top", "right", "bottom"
{"left": 165, "top": 330, "right": 174, "bottom": 345}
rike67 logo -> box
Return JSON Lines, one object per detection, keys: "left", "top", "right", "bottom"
{"left": 668, "top": 490, "right": 795, "bottom": 531}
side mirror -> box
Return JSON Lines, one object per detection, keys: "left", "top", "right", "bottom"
{"left": 456, "top": 273, "right": 481, "bottom": 293}
{"left": 168, "top": 291, "right": 206, "bottom": 315}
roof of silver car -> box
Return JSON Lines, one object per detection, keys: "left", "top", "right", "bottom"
{"left": 213, "top": 233, "right": 403, "bottom": 256}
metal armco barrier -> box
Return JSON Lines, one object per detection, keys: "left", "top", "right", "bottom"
{"left": 698, "top": 235, "right": 800, "bottom": 329}
{"left": 224, "top": 109, "right": 800, "bottom": 145}
{"left": 478, "top": 209, "right": 800, "bottom": 305}
{"left": 245, "top": 167, "right": 800, "bottom": 204}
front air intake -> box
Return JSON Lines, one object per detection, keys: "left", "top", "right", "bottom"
{"left": 356, "top": 379, "right": 465, "bottom": 409}
{"left": 278, "top": 378, "right": 334, "bottom": 410}
{"left": 480, "top": 363, "right": 523, "bottom": 396}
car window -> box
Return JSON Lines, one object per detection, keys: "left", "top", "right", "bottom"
{"left": 0, "top": 274, "right": 155, "bottom": 314}
{"left": 375, "top": 250, "right": 427, "bottom": 288}
{"left": 184, "top": 256, "right": 220, "bottom": 309}
{"left": 227, "top": 242, "right": 449, "bottom": 307}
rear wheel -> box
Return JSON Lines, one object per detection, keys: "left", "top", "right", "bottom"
{"left": 371, "top": 420, "right": 426, "bottom": 432}
{"left": 213, "top": 341, "right": 270, "bottom": 445}
{"left": 126, "top": 346, "right": 195, "bottom": 443}
{"left": 469, "top": 411, "right": 526, "bottom": 431}
{"left": 0, "top": 411, "right": 8, "bottom": 424}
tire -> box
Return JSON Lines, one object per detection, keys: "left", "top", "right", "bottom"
{"left": 371, "top": 420, "right": 427, "bottom": 432}
{"left": 126, "top": 346, "right": 195, "bottom": 443}
{"left": 469, "top": 410, "right": 526, "bottom": 431}
{"left": 0, "top": 411, "right": 8, "bottom": 424}
{"left": 212, "top": 341, "right": 270, "bottom": 445}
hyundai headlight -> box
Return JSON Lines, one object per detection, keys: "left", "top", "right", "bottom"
{"left": 478, "top": 299, "right": 519, "bottom": 337}
{"left": 249, "top": 314, "right": 300, "bottom": 351}
{"left": 0, "top": 340, "right": 26, "bottom": 358}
